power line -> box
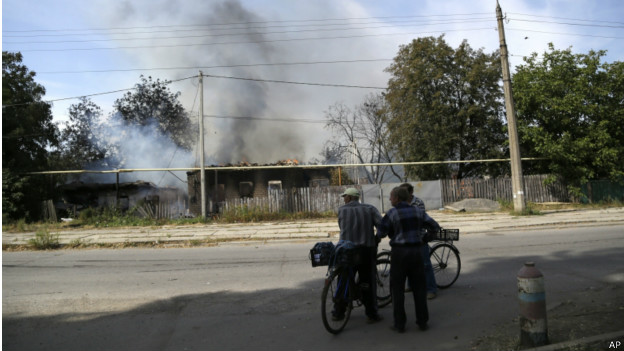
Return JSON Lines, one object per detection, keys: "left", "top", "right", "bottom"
{"left": 4, "top": 18, "right": 494, "bottom": 44}
{"left": 26, "top": 158, "right": 547, "bottom": 175}
{"left": 12, "top": 27, "right": 493, "bottom": 52}
{"left": 3, "top": 12, "right": 492, "bottom": 34}
{"left": 204, "top": 115, "right": 326, "bottom": 124}
{"left": 1, "top": 76, "right": 196, "bottom": 108}
{"left": 2, "top": 71, "right": 384, "bottom": 109}
{"left": 2, "top": 114, "right": 329, "bottom": 141}
{"left": 507, "top": 27, "right": 624, "bottom": 40}
{"left": 507, "top": 12, "right": 624, "bottom": 26}
{"left": 35, "top": 58, "right": 392, "bottom": 75}
{"left": 203, "top": 73, "right": 385, "bottom": 89}
{"left": 510, "top": 18, "right": 624, "bottom": 29}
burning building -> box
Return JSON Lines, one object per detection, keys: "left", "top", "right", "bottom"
{"left": 186, "top": 160, "right": 332, "bottom": 215}
{"left": 55, "top": 180, "right": 188, "bottom": 219}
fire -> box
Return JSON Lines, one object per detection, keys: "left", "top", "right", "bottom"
{"left": 276, "top": 159, "right": 299, "bottom": 166}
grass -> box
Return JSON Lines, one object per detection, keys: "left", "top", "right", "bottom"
{"left": 67, "top": 238, "right": 89, "bottom": 248}
{"left": 219, "top": 205, "right": 335, "bottom": 223}
{"left": 497, "top": 199, "right": 543, "bottom": 215}
{"left": 28, "top": 229, "right": 60, "bottom": 250}
{"left": 3, "top": 201, "right": 621, "bottom": 234}
{"left": 2, "top": 204, "right": 337, "bottom": 235}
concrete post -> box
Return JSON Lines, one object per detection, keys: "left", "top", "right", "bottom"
{"left": 496, "top": 1, "right": 526, "bottom": 212}
{"left": 517, "top": 262, "right": 549, "bottom": 347}
{"left": 199, "top": 71, "right": 206, "bottom": 218}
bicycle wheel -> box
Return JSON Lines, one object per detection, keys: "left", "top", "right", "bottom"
{"left": 375, "top": 258, "right": 392, "bottom": 307}
{"left": 430, "top": 243, "right": 461, "bottom": 289}
{"left": 321, "top": 269, "right": 353, "bottom": 334}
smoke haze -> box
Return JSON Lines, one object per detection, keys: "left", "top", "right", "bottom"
{"left": 100, "top": 0, "right": 315, "bottom": 165}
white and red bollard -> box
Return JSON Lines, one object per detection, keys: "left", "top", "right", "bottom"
{"left": 517, "top": 262, "right": 549, "bottom": 347}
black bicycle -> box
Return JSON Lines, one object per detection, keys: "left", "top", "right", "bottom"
{"left": 320, "top": 262, "right": 362, "bottom": 334}
{"left": 311, "top": 242, "right": 392, "bottom": 334}
{"left": 375, "top": 253, "right": 392, "bottom": 307}
{"left": 375, "top": 228, "right": 461, "bottom": 305}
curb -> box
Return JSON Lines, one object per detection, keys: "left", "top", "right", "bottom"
{"left": 527, "top": 330, "right": 624, "bottom": 351}
{"left": 4, "top": 208, "right": 623, "bottom": 248}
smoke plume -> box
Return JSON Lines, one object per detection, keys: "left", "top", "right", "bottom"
{"left": 80, "top": 114, "right": 194, "bottom": 190}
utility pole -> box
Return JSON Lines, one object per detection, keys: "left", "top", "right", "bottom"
{"left": 199, "top": 71, "right": 207, "bottom": 217}
{"left": 496, "top": 1, "right": 526, "bottom": 212}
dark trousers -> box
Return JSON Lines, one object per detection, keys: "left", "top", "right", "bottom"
{"left": 407, "top": 244, "right": 437, "bottom": 293}
{"left": 334, "top": 246, "right": 378, "bottom": 318}
{"left": 390, "top": 245, "right": 429, "bottom": 328}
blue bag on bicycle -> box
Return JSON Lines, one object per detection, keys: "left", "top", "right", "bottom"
{"left": 331, "top": 240, "right": 359, "bottom": 267}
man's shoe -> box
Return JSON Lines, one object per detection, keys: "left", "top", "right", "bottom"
{"left": 427, "top": 292, "right": 437, "bottom": 300}
{"left": 390, "top": 325, "right": 406, "bottom": 333}
{"left": 367, "top": 314, "right": 383, "bottom": 324}
{"left": 418, "top": 323, "right": 428, "bottom": 331}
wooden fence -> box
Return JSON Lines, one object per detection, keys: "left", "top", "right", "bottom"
{"left": 223, "top": 186, "right": 355, "bottom": 214}
{"left": 441, "top": 175, "right": 571, "bottom": 204}
{"left": 134, "top": 199, "right": 189, "bottom": 219}
{"left": 220, "top": 175, "right": 572, "bottom": 214}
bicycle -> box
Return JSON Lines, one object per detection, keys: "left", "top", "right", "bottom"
{"left": 375, "top": 253, "right": 392, "bottom": 307}
{"left": 320, "top": 261, "right": 363, "bottom": 334}
{"left": 375, "top": 228, "right": 461, "bottom": 302}
{"left": 428, "top": 228, "right": 461, "bottom": 288}
{"left": 312, "top": 243, "right": 389, "bottom": 334}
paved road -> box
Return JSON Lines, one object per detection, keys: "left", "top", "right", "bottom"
{"left": 3, "top": 225, "right": 623, "bottom": 351}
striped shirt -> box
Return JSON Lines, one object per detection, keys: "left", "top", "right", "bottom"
{"left": 378, "top": 201, "right": 440, "bottom": 246}
{"left": 338, "top": 201, "right": 383, "bottom": 247}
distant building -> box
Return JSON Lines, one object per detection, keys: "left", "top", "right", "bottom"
{"left": 55, "top": 181, "right": 188, "bottom": 218}
{"left": 186, "top": 160, "right": 332, "bottom": 215}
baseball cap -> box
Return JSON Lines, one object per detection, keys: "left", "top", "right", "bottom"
{"left": 341, "top": 188, "right": 360, "bottom": 197}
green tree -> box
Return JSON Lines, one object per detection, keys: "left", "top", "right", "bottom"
{"left": 513, "top": 44, "right": 624, "bottom": 193}
{"left": 56, "top": 97, "right": 112, "bottom": 171}
{"left": 384, "top": 36, "right": 507, "bottom": 180}
{"left": 2, "top": 51, "right": 58, "bottom": 221}
{"left": 113, "top": 75, "right": 194, "bottom": 150}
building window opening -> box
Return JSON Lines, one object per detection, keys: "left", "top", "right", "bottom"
{"left": 239, "top": 181, "right": 254, "bottom": 198}
{"left": 268, "top": 180, "right": 282, "bottom": 193}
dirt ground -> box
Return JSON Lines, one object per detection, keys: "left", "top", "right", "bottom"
{"left": 471, "top": 284, "right": 624, "bottom": 351}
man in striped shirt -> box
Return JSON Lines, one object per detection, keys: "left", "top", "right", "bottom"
{"left": 378, "top": 186, "right": 440, "bottom": 333}
{"left": 334, "top": 187, "right": 383, "bottom": 323}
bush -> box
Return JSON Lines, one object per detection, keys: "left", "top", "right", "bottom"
{"left": 28, "top": 229, "right": 60, "bottom": 250}
{"left": 510, "top": 202, "right": 542, "bottom": 216}
{"left": 79, "top": 207, "right": 96, "bottom": 221}
{"left": 68, "top": 238, "right": 86, "bottom": 248}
